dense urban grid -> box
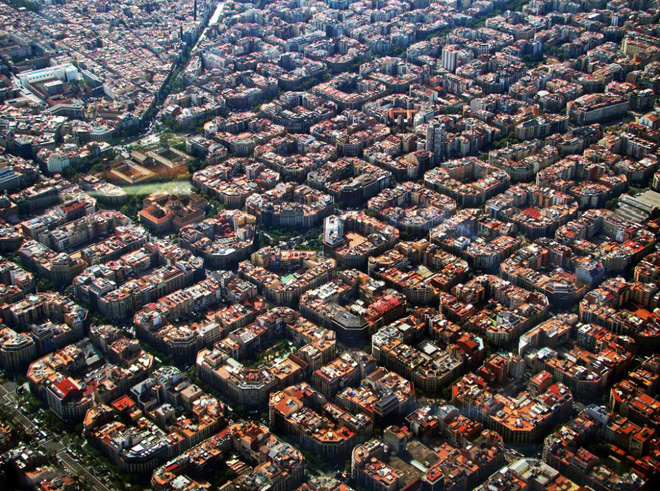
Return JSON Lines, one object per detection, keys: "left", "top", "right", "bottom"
{"left": 0, "top": 0, "right": 658, "bottom": 490}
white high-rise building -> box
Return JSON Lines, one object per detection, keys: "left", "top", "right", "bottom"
{"left": 323, "top": 215, "right": 344, "bottom": 248}
{"left": 442, "top": 45, "right": 460, "bottom": 73}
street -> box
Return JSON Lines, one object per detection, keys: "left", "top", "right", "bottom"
{"left": 0, "top": 382, "right": 113, "bottom": 491}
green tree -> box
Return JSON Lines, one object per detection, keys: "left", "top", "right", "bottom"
{"left": 36, "top": 278, "right": 55, "bottom": 293}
